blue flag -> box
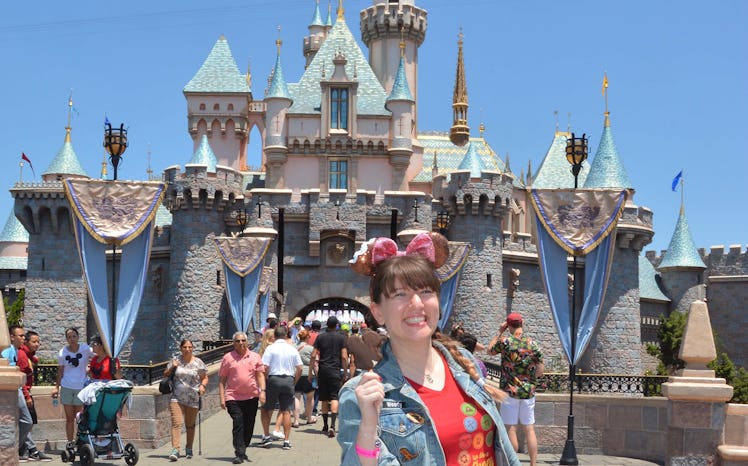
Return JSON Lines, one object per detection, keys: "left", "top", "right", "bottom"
{"left": 104, "top": 116, "right": 111, "bottom": 127}
{"left": 671, "top": 170, "right": 682, "bottom": 191}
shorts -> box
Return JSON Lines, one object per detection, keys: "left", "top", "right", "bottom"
{"left": 60, "top": 386, "right": 84, "bottom": 407}
{"left": 263, "top": 375, "right": 295, "bottom": 412}
{"left": 317, "top": 369, "right": 342, "bottom": 402}
{"left": 500, "top": 395, "right": 535, "bottom": 425}
{"left": 294, "top": 376, "right": 315, "bottom": 394}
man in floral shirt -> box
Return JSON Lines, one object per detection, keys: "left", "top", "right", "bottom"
{"left": 488, "top": 312, "right": 544, "bottom": 466}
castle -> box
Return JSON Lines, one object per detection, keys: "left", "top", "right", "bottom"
{"left": 2, "top": 0, "right": 746, "bottom": 372}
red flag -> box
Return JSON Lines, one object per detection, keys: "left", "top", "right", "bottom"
{"left": 21, "top": 152, "right": 36, "bottom": 178}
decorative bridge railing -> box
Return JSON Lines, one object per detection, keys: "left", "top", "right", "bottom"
{"left": 34, "top": 341, "right": 233, "bottom": 387}
{"left": 483, "top": 361, "right": 668, "bottom": 397}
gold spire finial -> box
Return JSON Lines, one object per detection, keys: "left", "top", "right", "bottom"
{"left": 554, "top": 110, "right": 559, "bottom": 133}
{"left": 101, "top": 151, "right": 108, "bottom": 179}
{"left": 276, "top": 25, "right": 282, "bottom": 54}
{"left": 246, "top": 60, "right": 252, "bottom": 89}
{"left": 337, "top": 0, "right": 344, "bottom": 20}
{"left": 67, "top": 89, "right": 74, "bottom": 130}
{"left": 400, "top": 29, "right": 405, "bottom": 57}
{"left": 602, "top": 72, "right": 610, "bottom": 127}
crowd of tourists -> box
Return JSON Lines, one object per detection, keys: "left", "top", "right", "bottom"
{"left": 3, "top": 232, "right": 546, "bottom": 466}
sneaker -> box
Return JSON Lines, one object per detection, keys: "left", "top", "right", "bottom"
{"left": 169, "top": 448, "right": 179, "bottom": 461}
{"left": 18, "top": 452, "right": 29, "bottom": 463}
{"left": 327, "top": 428, "right": 336, "bottom": 438}
{"left": 271, "top": 430, "right": 284, "bottom": 441}
{"left": 232, "top": 456, "right": 243, "bottom": 464}
{"left": 185, "top": 448, "right": 193, "bottom": 459}
{"left": 282, "top": 441, "right": 291, "bottom": 450}
{"left": 29, "top": 450, "right": 53, "bottom": 462}
{"left": 258, "top": 436, "right": 273, "bottom": 448}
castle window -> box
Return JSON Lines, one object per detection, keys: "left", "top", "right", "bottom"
{"left": 329, "top": 159, "right": 348, "bottom": 189}
{"left": 213, "top": 103, "right": 220, "bottom": 111}
{"left": 330, "top": 88, "right": 349, "bottom": 131}
{"left": 228, "top": 103, "right": 234, "bottom": 111}
{"left": 199, "top": 103, "right": 206, "bottom": 110}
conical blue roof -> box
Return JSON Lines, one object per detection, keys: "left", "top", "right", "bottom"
{"left": 0, "top": 213, "right": 28, "bottom": 243}
{"left": 43, "top": 129, "right": 88, "bottom": 177}
{"left": 386, "top": 56, "right": 414, "bottom": 103}
{"left": 189, "top": 135, "right": 218, "bottom": 172}
{"left": 184, "top": 36, "right": 250, "bottom": 93}
{"left": 310, "top": 1, "right": 324, "bottom": 26}
{"left": 457, "top": 142, "right": 486, "bottom": 178}
{"left": 658, "top": 209, "right": 706, "bottom": 270}
{"left": 583, "top": 123, "right": 632, "bottom": 189}
{"left": 266, "top": 47, "right": 292, "bottom": 100}
{"left": 639, "top": 255, "right": 670, "bottom": 302}
{"left": 532, "top": 132, "right": 590, "bottom": 188}
{"left": 325, "top": 3, "right": 333, "bottom": 26}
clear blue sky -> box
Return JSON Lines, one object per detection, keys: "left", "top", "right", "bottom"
{"left": 1, "top": 0, "right": 746, "bottom": 254}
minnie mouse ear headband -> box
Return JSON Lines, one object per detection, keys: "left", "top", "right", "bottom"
{"left": 349, "top": 231, "right": 449, "bottom": 276}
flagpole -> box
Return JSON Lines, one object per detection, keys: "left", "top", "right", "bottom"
{"left": 680, "top": 171, "right": 685, "bottom": 213}
{"left": 19, "top": 161, "right": 23, "bottom": 182}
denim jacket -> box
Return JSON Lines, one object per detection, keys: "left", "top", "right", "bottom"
{"left": 338, "top": 340, "right": 520, "bottom": 466}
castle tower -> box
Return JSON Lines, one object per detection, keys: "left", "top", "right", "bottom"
{"left": 385, "top": 41, "right": 415, "bottom": 190}
{"left": 163, "top": 138, "right": 246, "bottom": 355}
{"left": 184, "top": 35, "right": 251, "bottom": 171}
{"left": 360, "top": 0, "right": 427, "bottom": 132}
{"left": 263, "top": 37, "right": 293, "bottom": 189}
{"left": 449, "top": 31, "right": 470, "bottom": 147}
{"left": 577, "top": 108, "right": 651, "bottom": 373}
{"left": 0, "top": 213, "right": 29, "bottom": 304}
{"left": 303, "top": 0, "right": 328, "bottom": 68}
{"left": 437, "top": 144, "right": 513, "bottom": 350}
{"left": 10, "top": 109, "right": 91, "bottom": 359}
{"left": 657, "top": 206, "right": 706, "bottom": 313}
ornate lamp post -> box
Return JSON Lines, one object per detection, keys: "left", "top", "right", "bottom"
{"left": 103, "top": 121, "right": 128, "bottom": 357}
{"left": 436, "top": 210, "right": 451, "bottom": 236}
{"left": 235, "top": 205, "right": 249, "bottom": 237}
{"left": 559, "top": 132, "right": 588, "bottom": 466}
{"left": 104, "top": 122, "right": 128, "bottom": 181}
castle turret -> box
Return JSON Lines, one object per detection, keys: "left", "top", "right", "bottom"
{"left": 583, "top": 111, "right": 632, "bottom": 191}
{"left": 189, "top": 135, "right": 218, "bottom": 172}
{"left": 184, "top": 35, "right": 251, "bottom": 171}
{"left": 437, "top": 148, "right": 513, "bottom": 351}
{"left": 449, "top": 31, "right": 469, "bottom": 147}
{"left": 658, "top": 206, "right": 706, "bottom": 313}
{"left": 0, "top": 213, "right": 29, "bottom": 304}
{"left": 264, "top": 37, "right": 293, "bottom": 189}
{"left": 361, "top": 0, "right": 427, "bottom": 133}
{"left": 10, "top": 99, "right": 89, "bottom": 358}
{"left": 385, "top": 41, "right": 415, "bottom": 189}
{"left": 303, "top": 0, "right": 328, "bottom": 68}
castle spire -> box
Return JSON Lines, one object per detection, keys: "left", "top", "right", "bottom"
{"left": 266, "top": 28, "right": 292, "bottom": 101}
{"left": 311, "top": 0, "right": 324, "bottom": 26}
{"left": 658, "top": 203, "right": 706, "bottom": 271}
{"left": 602, "top": 72, "right": 610, "bottom": 127}
{"left": 336, "top": 0, "right": 344, "bottom": 21}
{"left": 449, "top": 29, "right": 470, "bottom": 147}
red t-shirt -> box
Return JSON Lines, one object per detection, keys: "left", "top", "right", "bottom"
{"left": 89, "top": 356, "right": 120, "bottom": 381}
{"left": 407, "top": 355, "right": 496, "bottom": 466}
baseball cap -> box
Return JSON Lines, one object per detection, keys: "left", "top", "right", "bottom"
{"left": 506, "top": 312, "right": 523, "bottom": 326}
{"left": 267, "top": 313, "right": 277, "bottom": 321}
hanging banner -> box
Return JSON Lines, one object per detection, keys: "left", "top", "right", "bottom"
{"left": 529, "top": 188, "right": 626, "bottom": 256}
{"left": 529, "top": 188, "right": 626, "bottom": 365}
{"left": 65, "top": 179, "right": 165, "bottom": 358}
{"left": 214, "top": 237, "right": 273, "bottom": 333}
{"left": 436, "top": 242, "right": 470, "bottom": 330}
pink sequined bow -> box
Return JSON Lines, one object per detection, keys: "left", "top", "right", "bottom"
{"left": 371, "top": 232, "right": 436, "bottom": 266}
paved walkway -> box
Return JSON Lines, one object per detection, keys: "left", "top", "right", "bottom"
{"left": 41, "top": 409, "right": 663, "bottom": 465}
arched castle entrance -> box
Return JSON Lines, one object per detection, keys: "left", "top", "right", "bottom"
{"left": 296, "top": 297, "right": 370, "bottom": 326}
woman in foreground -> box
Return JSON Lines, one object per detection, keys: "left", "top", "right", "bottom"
{"left": 338, "top": 232, "right": 519, "bottom": 466}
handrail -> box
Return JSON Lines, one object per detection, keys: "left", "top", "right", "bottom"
{"left": 33, "top": 342, "right": 234, "bottom": 387}
{"left": 483, "top": 361, "right": 668, "bottom": 396}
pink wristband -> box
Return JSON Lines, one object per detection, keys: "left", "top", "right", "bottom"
{"left": 355, "top": 444, "right": 380, "bottom": 458}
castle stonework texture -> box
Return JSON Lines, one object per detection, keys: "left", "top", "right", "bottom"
{"left": 3, "top": 0, "right": 746, "bottom": 373}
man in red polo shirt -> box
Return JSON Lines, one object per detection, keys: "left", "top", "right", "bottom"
{"left": 219, "top": 331, "right": 266, "bottom": 464}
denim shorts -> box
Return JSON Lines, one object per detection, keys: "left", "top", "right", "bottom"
{"left": 60, "top": 386, "right": 84, "bottom": 407}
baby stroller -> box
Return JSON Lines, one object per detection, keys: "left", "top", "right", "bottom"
{"left": 61, "top": 379, "right": 139, "bottom": 466}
